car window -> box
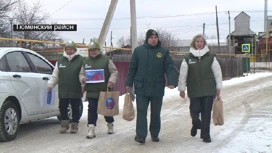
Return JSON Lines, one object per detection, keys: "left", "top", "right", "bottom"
{"left": 26, "top": 52, "right": 53, "bottom": 74}
{"left": 6, "top": 52, "right": 32, "bottom": 72}
{"left": 0, "top": 56, "right": 8, "bottom": 71}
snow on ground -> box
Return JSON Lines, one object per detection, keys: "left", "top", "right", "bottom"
{"left": 1, "top": 71, "right": 271, "bottom": 153}
{"left": 82, "top": 71, "right": 272, "bottom": 152}
{"left": 115, "top": 71, "right": 272, "bottom": 110}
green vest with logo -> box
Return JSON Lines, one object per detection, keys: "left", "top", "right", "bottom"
{"left": 184, "top": 52, "right": 216, "bottom": 98}
{"left": 83, "top": 54, "right": 110, "bottom": 98}
{"left": 58, "top": 55, "right": 83, "bottom": 98}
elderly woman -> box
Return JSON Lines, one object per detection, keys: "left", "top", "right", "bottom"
{"left": 80, "top": 41, "right": 118, "bottom": 139}
{"left": 48, "top": 41, "right": 84, "bottom": 134}
{"left": 178, "top": 34, "right": 222, "bottom": 143}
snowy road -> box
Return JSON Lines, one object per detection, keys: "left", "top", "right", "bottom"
{"left": 0, "top": 74, "right": 272, "bottom": 153}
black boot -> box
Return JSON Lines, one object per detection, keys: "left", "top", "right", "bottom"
{"left": 201, "top": 131, "right": 211, "bottom": 143}
{"left": 135, "top": 136, "right": 145, "bottom": 144}
{"left": 203, "top": 137, "right": 211, "bottom": 143}
{"left": 151, "top": 136, "right": 160, "bottom": 142}
{"left": 191, "top": 126, "right": 197, "bottom": 137}
{"left": 191, "top": 122, "right": 201, "bottom": 137}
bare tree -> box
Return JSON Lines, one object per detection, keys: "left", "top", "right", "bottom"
{"left": 137, "top": 33, "right": 145, "bottom": 46}
{"left": 117, "top": 36, "right": 131, "bottom": 47}
{"left": 12, "top": 1, "right": 58, "bottom": 48}
{"left": 0, "top": 21, "right": 10, "bottom": 38}
{"left": 0, "top": 0, "right": 17, "bottom": 18}
{"left": 155, "top": 29, "right": 180, "bottom": 48}
{"left": 117, "top": 29, "right": 180, "bottom": 49}
{"left": 0, "top": 0, "right": 17, "bottom": 37}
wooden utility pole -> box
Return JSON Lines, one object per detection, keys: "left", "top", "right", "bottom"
{"left": 264, "top": 0, "right": 268, "bottom": 31}
{"left": 215, "top": 6, "right": 221, "bottom": 53}
{"left": 110, "top": 31, "right": 113, "bottom": 56}
{"left": 203, "top": 23, "right": 205, "bottom": 37}
{"left": 9, "top": 18, "right": 13, "bottom": 47}
{"left": 228, "top": 11, "right": 231, "bottom": 54}
{"left": 97, "top": 0, "right": 118, "bottom": 50}
{"left": 130, "top": 0, "right": 137, "bottom": 53}
{"left": 110, "top": 31, "right": 113, "bottom": 47}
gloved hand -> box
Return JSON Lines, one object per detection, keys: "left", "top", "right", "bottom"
{"left": 129, "top": 87, "right": 135, "bottom": 102}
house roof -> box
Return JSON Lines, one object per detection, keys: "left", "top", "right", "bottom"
{"left": 234, "top": 11, "right": 250, "bottom": 20}
{"left": 231, "top": 11, "right": 256, "bottom": 36}
{"left": 230, "top": 30, "right": 256, "bottom": 36}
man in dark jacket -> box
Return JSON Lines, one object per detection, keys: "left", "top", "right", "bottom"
{"left": 126, "top": 29, "right": 176, "bottom": 144}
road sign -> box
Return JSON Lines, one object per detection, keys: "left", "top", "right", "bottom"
{"left": 242, "top": 44, "right": 251, "bottom": 52}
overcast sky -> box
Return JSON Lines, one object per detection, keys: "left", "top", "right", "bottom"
{"left": 24, "top": 0, "right": 271, "bottom": 46}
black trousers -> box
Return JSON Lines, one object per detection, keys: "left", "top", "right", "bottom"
{"left": 87, "top": 98, "right": 114, "bottom": 126}
{"left": 136, "top": 95, "right": 163, "bottom": 138}
{"left": 189, "top": 96, "right": 214, "bottom": 139}
{"left": 59, "top": 98, "right": 81, "bottom": 123}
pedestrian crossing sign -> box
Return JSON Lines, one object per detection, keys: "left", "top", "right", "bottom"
{"left": 242, "top": 44, "right": 251, "bottom": 52}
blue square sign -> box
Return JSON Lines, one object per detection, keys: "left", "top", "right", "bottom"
{"left": 242, "top": 44, "right": 251, "bottom": 52}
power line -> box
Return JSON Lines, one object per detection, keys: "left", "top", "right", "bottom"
{"left": 74, "top": 20, "right": 262, "bottom": 32}
{"left": 49, "top": 0, "right": 73, "bottom": 17}
{"left": 48, "top": 10, "right": 271, "bottom": 21}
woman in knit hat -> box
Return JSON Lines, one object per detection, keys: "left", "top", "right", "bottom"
{"left": 80, "top": 41, "right": 118, "bottom": 139}
{"left": 48, "top": 41, "right": 84, "bottom": 134}
{"left": 125, "top": 29, "right": 176, "bottom": 144}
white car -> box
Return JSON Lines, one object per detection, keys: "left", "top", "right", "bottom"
{"left": 0, "top": 47, "right": 83, "bottom": 142}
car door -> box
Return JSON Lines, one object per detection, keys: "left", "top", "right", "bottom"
{"left": 25, "top": 52, "right": 59, "bottom": 113}
{"left": 5, "top": 51, "right": 53, "bottom": 115}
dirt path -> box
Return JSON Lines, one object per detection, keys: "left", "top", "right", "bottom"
{"left": 1, "top": 75, "right": 272, "bottom": 153}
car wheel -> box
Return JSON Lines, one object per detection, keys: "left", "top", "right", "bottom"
{"left": 0, "top": 100, "right": 19, "bottom": 142}
{"left": 57, "top": 101, "right": 83, "bottom": 121}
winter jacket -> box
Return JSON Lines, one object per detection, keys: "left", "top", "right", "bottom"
{"left": 81, "top": 53, "right": 118, "bottom": 98}
{"left": 126, "top": 41, "right": 176, "bottom": 97}
{"left": 47, "top": 50, "right": 84, "bottom": 98}
{"left": 178, "top": 45, "right": 222, "bottom": 98}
